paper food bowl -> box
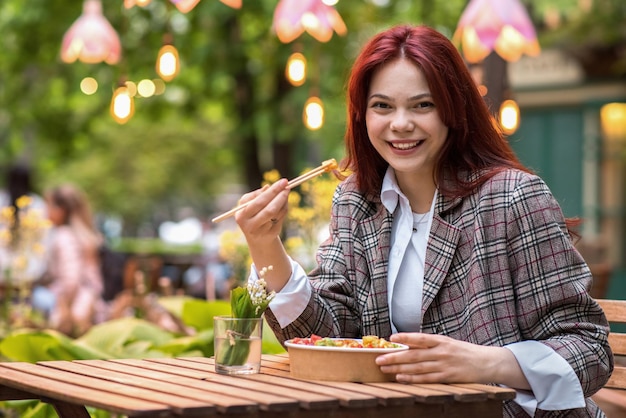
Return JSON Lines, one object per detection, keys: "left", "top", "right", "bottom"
{"left": 285, "top": 338, "right": 409, "bottom": 382}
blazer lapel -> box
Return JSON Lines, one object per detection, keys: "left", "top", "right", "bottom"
{"left": 422, "top": 195, "right": 462, "bottom": 314}
{"left": 359, "top": 204, "right": 394, "bottom": 336}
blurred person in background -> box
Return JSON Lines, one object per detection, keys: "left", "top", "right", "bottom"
{"left": 33, "top": 184, "right": 104, "bottom": 336}
{"left": 0, "top": 162, "right": 46, "bottom": 212}
{"left": 0, "top": 162, "right": 49, "bottom": 281}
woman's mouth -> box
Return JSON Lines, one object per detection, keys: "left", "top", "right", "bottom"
{"left": 389, "top": 140, "right": 424, "bottom": 150}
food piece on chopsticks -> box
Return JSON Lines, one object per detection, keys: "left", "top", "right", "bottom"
{"left": 289, "top": 334, "right": 401, "bottom": 349}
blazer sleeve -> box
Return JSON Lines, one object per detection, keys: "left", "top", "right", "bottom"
{"left": 505, "top": 173, "right": 613, "bottom": 397}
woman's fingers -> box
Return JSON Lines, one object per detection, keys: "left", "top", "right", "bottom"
{"left": 238, "top": 184, "right": 270, "bottom": 205}
{"left": 375, "top": 333, "right": 495, "bottom": 384}
{"left": 236, "top": 179, "right": 289, "bottom": 233}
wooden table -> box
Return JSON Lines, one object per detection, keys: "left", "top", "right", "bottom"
{"left": 0, "top": 355, "right": 516, "bottom": 417}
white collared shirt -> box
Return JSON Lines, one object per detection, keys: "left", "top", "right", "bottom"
{"left": 380, "top": 169, "right": 434, "bottom": 333}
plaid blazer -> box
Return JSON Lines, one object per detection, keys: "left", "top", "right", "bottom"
{"left": 265, "top": 169, "right": 613, "bottom": 417}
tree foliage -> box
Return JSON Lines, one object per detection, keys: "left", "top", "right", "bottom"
{"left": 1, "top": 0, "right": 619, "bottom": 234}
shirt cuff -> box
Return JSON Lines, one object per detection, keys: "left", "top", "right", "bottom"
{"left": 504, "top": 340, "right": 585, "bottom": 415}
{"left": 249, "top": 258, "right": 311, "bottom": 328}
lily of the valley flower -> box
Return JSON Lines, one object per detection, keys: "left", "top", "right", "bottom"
{"left": 273, "top": 0, "right": 347, "bottom": 43}
{"left": 247, "top": 267, "right": 276, "bottom": 316}
{"left": 231, "top": 266, "right": 275, "bottom": 319}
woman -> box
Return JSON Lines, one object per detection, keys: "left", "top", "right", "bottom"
{"left": 234, "top": 25, "right": 612, "bottom": 417}
{"left": 36, "top": 184, "right": 104, "bottom": 336}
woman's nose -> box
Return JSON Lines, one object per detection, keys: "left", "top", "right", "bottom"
{"left": 390, "top": 111, "right": 414, "bottom": 132}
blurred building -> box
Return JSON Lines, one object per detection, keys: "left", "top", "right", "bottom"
{"left": 508, "top": 48, "right": 626, "bottom": 298}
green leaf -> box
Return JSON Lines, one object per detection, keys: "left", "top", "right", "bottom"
{"left": 230, "top": 286, "right": 256, "bottom": 319}
{"left": 19, "top": 401, "right": 53, "bottom": 418}
{"left": 181, "top": 299, "right": 231, "bottom": 331}
{"left": 157, "top": 329, "right": 215, "bottom": 357}
{"left": 77, "top": 317, "right": 174, "bottom": 357}
{"left": 157, "top": 295, "right": 197, "bottom": 318}
{"left": 0, "top": 329, "right": 75, "bottom": 362}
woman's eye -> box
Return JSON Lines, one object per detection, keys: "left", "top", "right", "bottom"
{"left": 416, "top": 101, "right": 434, "bottom": 109}
{"left": 370, "top": 101, "right": 391, "bottom": 109}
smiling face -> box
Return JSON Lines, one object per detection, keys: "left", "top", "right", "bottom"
{"left": 365, "top": 58, "right": 448, "bottom": 192}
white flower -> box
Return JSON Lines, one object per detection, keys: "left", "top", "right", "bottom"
{"left": 246, "top": 266, "right": 276, "bottom": 315}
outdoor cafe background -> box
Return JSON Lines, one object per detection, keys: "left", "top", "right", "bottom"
{"left": 0, "top": 1, "right": 624, "bottom": 307}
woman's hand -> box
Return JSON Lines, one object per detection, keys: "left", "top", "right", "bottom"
{"left": 375, "top": 333, "right": 530, "bottom": 389}
{"left": 234, "top": 178, "right": 292, "bottom": 293}
{"left": 235, "top": 179, "right": 290, "bottom": 243}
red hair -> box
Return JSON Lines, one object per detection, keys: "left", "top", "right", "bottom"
{"left": 342, "top": 25, "right": 528, "bottom": 199}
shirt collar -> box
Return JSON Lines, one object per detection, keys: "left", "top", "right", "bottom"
{"left": 381, "top": 166, "right": 402, "bottom": 214}
{"left": 380, "top": 166, "right": 441, "bottom": 217}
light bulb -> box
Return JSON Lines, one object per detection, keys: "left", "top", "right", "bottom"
{"left": 80, "top": 77, "right": 98, "bottom": 95}
{"left": 303, "top": 96, "right": 324, "bottom": 130}
{"left": 499, "top": 99, "right": 520, "bottom": 135}
{"left": 156, "top": 45, "right": 180, "bottom": 82}
{"left": 286, "top": 53, "right": 307, "bottom": 86}
{"left": 110, "top": 86, "right": 135, "bottom": 124}
{"left": 137, "top": 79, "right": 156, "bottom": 97}
{"left": 601, "top": 102, "right": 626, "bottom": 141}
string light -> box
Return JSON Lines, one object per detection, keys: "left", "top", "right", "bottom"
{"left": 137, "top": 79, "right": 156, "bottom": 97}
{"left": 153, "top": 79, "right": 166, "bottom": 95}
{"left": 303, "top": 96, "right": 324, "bottom": 130}
{"left": 156, "top": 44, "right": 180, "bottom": 82}
{"left": 601, "top": 103, "right": 626, "bottom": 141}
{"left": 286, "top": 52, "right": 307, "bottom": 86}
{"left": 80, "top": 77, "right": 98, "bottom": 95}
{"left": 499, "top": 99, "right": 520, "bottom": 135}
{"left": 110, "top": 86, "right": 135, "bottom": 124}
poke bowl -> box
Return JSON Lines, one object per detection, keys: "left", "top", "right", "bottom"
{"left": 284, "top": 335, "right": 409, "bottom": 382}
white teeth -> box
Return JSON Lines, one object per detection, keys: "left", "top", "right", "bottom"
{"left": 391, "top": 141, "right": 421, "bottom": 150}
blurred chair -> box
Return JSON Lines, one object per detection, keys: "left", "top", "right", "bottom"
{"left": 592, "top": 299, "right": 626, "bottom": 417}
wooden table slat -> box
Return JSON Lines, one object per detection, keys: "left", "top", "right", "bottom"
{"left": 81, "top": 358, "right": 337, "bottom": 411}
{"left": 35, "top": 360, "right": 215, "bottom": 416}
{"left": 110, "top": 358, "right": 300, "bottom": 412}
{"left": 452, "top": 383, "right": 518, "bottom": 401}
{"left": 256, "top": 368, "right": 417, "bottom": 407}
{"left": 413, "top": 383, "right": 488, "bottom": 402}
{"left": 0, "top": 364, "right": 170, "bottom": 417}
{"left": 265, "top": 370, "right": 418, "bottom": 407}
{"left": 366, "top": 382, "right": 456, "bottom": 403}
{"left": 145, "top": 357, "right": 339, "bottom": 410}
{"left": 46, "top": 359, "right": 257, "bottom": 414}
{"left": 182, "top": 357, "right": 385, "bottom": 407}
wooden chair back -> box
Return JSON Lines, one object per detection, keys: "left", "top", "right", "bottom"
{"left": 595, "top": 299, "right": 626, "bottom": 390}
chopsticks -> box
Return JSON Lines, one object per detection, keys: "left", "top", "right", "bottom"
{"left": 211, "top": 158, "right": 338, "bottom": 223}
